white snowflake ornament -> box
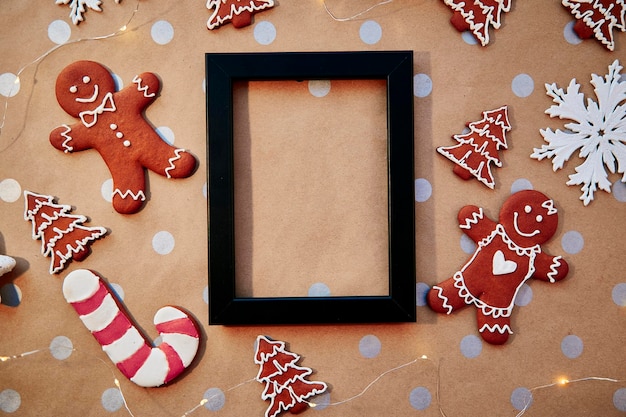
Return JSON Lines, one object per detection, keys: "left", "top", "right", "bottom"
{"left": 532, "top": 60, "right": 626, "bottom": 206}
{"left": 56, "top": 0, "right": 121, "bottom": 25}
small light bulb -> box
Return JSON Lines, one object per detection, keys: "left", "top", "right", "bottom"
{"left": 558, "top": 377, "right": 569, "bottom": 386}
{"left": 420, "top": 355, "right": 428, "bottom": 360}
{"left": 119, "top": 25, "right": 127, "bottom": 32}
{"left": 200, "top": 399, "right": 208, "bottom": 406}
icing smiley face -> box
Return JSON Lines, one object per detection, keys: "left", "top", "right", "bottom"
{"left": 500, "top": 190, "right": 559, "bottom": 246}
{"left": 55, "top": 61, "right": 115, "bottom": 117}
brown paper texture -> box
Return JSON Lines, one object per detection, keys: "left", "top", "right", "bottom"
{"left": 1, "top": 1, "right": 625, "bottom": 416}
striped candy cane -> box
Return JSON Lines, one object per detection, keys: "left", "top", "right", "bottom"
{"left": 62, "top": 269, "right": 200, "bottom": 387}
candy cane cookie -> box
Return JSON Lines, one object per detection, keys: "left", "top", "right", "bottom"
{"left": 62, "top": 269, "right": 201, "bottom": 387}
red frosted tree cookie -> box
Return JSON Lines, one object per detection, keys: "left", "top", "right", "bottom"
{"left": 427, "top": 190, "right": 569, "bottom": 345}
{"left": 443, "top": 0, "right": 512, "bottom": 46}
{"left": 206, "top": 0, "right": 274, "bottom": 29}
{"left": 50, "top": 60, "right": 197, "bottom": 214}
{"left": 562, "top": 0, "right": 626, "bottom": 51}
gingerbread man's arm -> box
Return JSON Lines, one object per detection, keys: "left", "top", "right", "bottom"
{"left": 50, "top": 123, "right": 93, "bottom": 153}
{"left": 457, "top": 205, "right": 497, "bottom": 243}
{"left": 532, "top": 253, "right": 569, "bottom": 283}
{"left": 117, "top": 72, "right": 160, "bottom": 110}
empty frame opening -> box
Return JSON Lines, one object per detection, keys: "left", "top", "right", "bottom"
{"left": 233, "top": 79, "right": 389, "bottom": 298}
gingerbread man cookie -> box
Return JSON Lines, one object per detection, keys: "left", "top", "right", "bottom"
{"left": 427, "top": 190, "right": 569, "bottom": 345}
{"left": 50, "top": 61, "right": 197, "bottom": 214}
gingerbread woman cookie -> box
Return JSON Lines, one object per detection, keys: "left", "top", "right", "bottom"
{"left": 427, "top": 190, "right": 569, "bottom": 345}
{"left": 50, "top": 61, "right": 197, "bottom": 214}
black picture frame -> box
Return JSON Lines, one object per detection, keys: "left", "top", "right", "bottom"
{"left": 206, "top": 51, "right": 415, "bottom": 325}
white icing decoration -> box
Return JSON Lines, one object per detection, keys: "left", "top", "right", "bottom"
{"left": 60, "top": 124, "right": 74, "bottom": 153}
{"left": 79, "top": 293, "right": 118, "bottom": 332}
{"left": 131, "top": 349, "right": 168, "bottom": 388}
{"left": 102, "top": 326, "right": 146, "bottom": 363}
{"left": 154, "top": 305, "right": 188, "bottom": 323}
{"left": 123, "top": 140, "right": 131, "bottom": 147}
{"left": 547, "top": 256, "right": 563, "bottom": 283}
{"left": 78, "top": 92, "right": 116, "bottom": 128}
{"left": 513, "top": 211, "right": 540, "bottom": 237}
{"left": 541, "top": 199, "right": 557, "bottom": 215}
{"left": 112, "top": 189, "right": 146, "bottom": 201}
{"left": 62, "top": 269, "right": 100, "bottom": 302}
{"left": 453, "top": 224, "right": 541, "bottom": 318}
{"left": 160, "top": 333, "right": 200, "bottom": 367}
{"left": 75, "top": 83, "right": 99, "bottom": 103}
{"left": 132, "top": 75, "right": 156, "bottom": 98}
{"left": 432, "top": 285, "right": 453, "bottom": 314}
{"left": 110, "top": 123, "right": 117, "bottom": 130}
{"left": 459, "top": 207, "right": 484, "bottom": 230}
{"left": 164, "top": 148, "right": 186, "bottom": 178}
{"left": 492, "top": 250, "right": 517, "bottom": 275}
{"left": 479, "top": 323, "right": 513, "bottom": 335}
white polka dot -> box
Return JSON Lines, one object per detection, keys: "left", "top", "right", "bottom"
{"left": 413, "top": 74, "right": 433, "bottom": 98}
{"left": 0, "top": 284, "right": 21, "bottom": 307}
{"left": 101, "top": 179, "right": 113, "bottom": 202}
{"left": 308, "top": 80, "right": 331, "bottom": 97}
{"left": 50, "top": 335, "right": 73, "bottom": 360}
{"left": 414, "top": 178, "right": 432, "bottom": 202}
{"left": 308, "top": 282, "right": 331, "bottom": 297}
{"left": 203, "top": 387, "right": 225, "bottom": 411}
{"left": 612, "top": 283, "right": 626, "bottom": 306}
{"left": 416, "top": 282, "right": 430, "bottom": 306}
{"left": 112, "top": 73, "right": 123, "bottom": 91}
{"left": 511, "top": 73, "right": 534, "bottom": 98}
{"left": 510, "top": 387, "right": 533, "bottom": 411}
{"left": 511, "top": 178, "right": 533, "bottom": 194}
{"left": 203, "top": 286, "right": 209, "bottom": 304}
{"left": 460, "top": 334, "right": 482, "bottom": 358}
{"left": 0, "top": 179, "right": 21, "bottom": 202}
{"left": 110, "top": 283, "right": 124, "bottom": 300}
{"left": 514, "top": 283, "right": 533, "bottom": 306}
{"left": 561, "top": 230, "right": 584, "bottom": 255}
{"left": 614, "top": 388, "right": 626, "bottom": 411}
{"left": 156, "top": 126, "right": 175, "bottom": 145}
{"left": 561, "top": 334, "right": 583, "bottom": 359}
{"left": 48, "top": 20, "right": 71, "bottom": 44}
{"left": 154, "top": 335, "right": 163, "bottom": 346}
{"left": 0, "top": 73, "right": 20, "bottom": 97}
{"left": 613, "top": 180, "right": 626, "bottom": 202}
{"left": 359, "top": 20, "right": 382, "bottom": 44}
{"left": 359, "top": 334, "right": 381, "bottom": 358}
{"left": 151, "top": 20, "right": 174, "bottom": 45}
{"left": 309, "top": 392, "right": 330, "bottom": 410}
{"left": 0, "top": 389, "right": 21, "bottom": 413}
{"left": 460, "top": 234, "right": 477, "bottom": 255}
{"left": 101, "top": 387, "right": 123, "bottom": 412}
{"left": 462, "top": 31, "right": 478, "bottom": 45}
{"left": 563, "top": 21, "right": 582, "bottom": 45}
{"left": 409, "top": 386, "right": 432, "bottom": 410}
{"left": 253, "top": 21, "right": 276, "bottom": 45}
{"left": 152, "top": 231, "right": 175, "bottom": 255}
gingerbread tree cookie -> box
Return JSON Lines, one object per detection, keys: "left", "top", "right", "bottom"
{"left": 24, "top": 191, "right": 107, "bottom": 274}
{"left": 206, "top": 0, "right": 274, "bottom": 30}
{"left": 255, "top": 335, "right": 327, "bottom": 417}
{"left": 562, "top": 0, "right": 626, "bottom": 51}
{"left": 443, "top": 0, "right": 512, "bottom": 46}
{"left": 50, "top": 60, "right": 197, "bottom": 214}
{"left": 427, "top": 190, "right": 569, "bottom": 345}
{"left": 437, "top": 106, "right": 511, "bottom": 189}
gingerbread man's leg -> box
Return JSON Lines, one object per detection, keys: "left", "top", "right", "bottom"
{"left": 427, "top": 276, "right": 468, "bottom": 314}
{"left": 476, "top": 309, "right": 512, "bottom": 345}
{"left": 109, "top": 162, "right": 147, "bottom": 214}
{"left": 140, "top": 133, "right": 196, "bottom": 179}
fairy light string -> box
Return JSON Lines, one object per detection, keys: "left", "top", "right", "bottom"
{"left": 0, "top": 0, "right": 140, "bottom": 146}
{"left": 514, "top": 376, "right": 625, "bottom": 417}
{"left": 322, "top": 0, "right": 394, "bottom": 22}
